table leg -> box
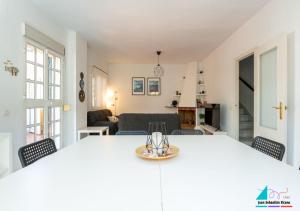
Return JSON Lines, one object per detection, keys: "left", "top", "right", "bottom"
{"left": 106, "top": 128, "right": 109, "bottom": 135}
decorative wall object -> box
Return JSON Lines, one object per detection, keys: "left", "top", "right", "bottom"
{"left": 3, "top": 60, "right": 19, "bottom": 76}
{"left": 153, "top": 51, "right": 164, "bottom": 77}
{"left": 79, "top": 72, "right": 85, "bottom": 102}
{"left": 171, "top": 100, "right": 178, "bottom": 107}
{"left": 147, "top": 77, "right": 161, "bottom": 96}
{"left": 132, "top": 77, "right": 145, "bottom": 95}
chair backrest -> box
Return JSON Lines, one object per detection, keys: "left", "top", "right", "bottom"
{"left": 18, "top": 138, "right": 57, "bottom": 167}
{"left": 116, "top": 130, "right": 148, "bottom": 135}
{"left": 171, "top": 129, "right": 203, "bottom": 135}
{"left": 251, "top": 136, "right": 285, "bottom": 161}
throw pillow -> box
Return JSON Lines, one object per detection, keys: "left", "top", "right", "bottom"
{"left": 108, "top": 116, "right": 119, "bottom": 123}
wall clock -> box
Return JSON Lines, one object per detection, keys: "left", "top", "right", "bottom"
{"left": 79, "top": 90, "right": 85, "bottom": 102}
{"left": 79, "top": 72, "right": 85, "bottom": 89}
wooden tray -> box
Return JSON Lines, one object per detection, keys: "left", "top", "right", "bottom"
{"left": 135, "top": 145, "right": 179, "bottom": 160}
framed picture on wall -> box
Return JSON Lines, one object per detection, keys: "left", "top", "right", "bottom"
{"left": 132, "top": 77, "right": 145, "bottom": 95}
{"left": 147, "top": 77, "right": 161, "bottom": 96}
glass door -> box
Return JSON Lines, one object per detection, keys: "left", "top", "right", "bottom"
{"left": 254, "top": 35, "right": 287, "bottom": 152}
{"left": 25, "top": 40, "right": 64, "bottom": 149}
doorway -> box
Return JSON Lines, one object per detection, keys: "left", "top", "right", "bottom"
{"left": 238, "top": 55, "right": 254, "bottom": 146}
{"left": 235, "top": 35, "right": 288, "bottom": 155}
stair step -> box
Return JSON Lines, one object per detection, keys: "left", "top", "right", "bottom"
{"left": 239, "top": 108, "right": 246, "bottom": 114}
{"left": 240, "top": 114, "right": 252, "bottom": 122}
{"left": 239, "top": 122, "right": 253, "bottom": 129}
{"left": 239, "top": 129, "right": 253, "bottom": 138}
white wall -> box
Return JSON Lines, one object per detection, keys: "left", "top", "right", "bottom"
{"left": 108, "top": 64, "right": 186, "bottom": 114}
{"left": 63, "top": 31, "right": 77, "bottom": 147}
{"left": 0, "top": 133, "right": 12, "bottom": 178}
{"left": 179, "top": 62, "right": 197, "bottom": 107}
{"left": 201, "top": 0, "right": 300, "bottom": 167}
{"left": 75, "top": 34, "right": 88, "bottom": 131}
{"left": 0, "top": 0, "right": 88, "bottom": 169}
{"left": 63, "top": 31, "right": 88, "bottom": 145}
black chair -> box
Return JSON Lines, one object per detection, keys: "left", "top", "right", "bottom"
{"left": 171, "top": 129, "right": 203, "bottom": 135}
{"left": 18, "top": 138, "right": 57, "bottom": 167}
{"left": 251, "top": 136, "right": 285, "bottom": 161}
{"left": 116, "top": 130, "right": 148, "bottom": 135}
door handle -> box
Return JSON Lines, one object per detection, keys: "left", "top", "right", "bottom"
{"left": 272, "top": 102, "right": 286, "bottom": 120}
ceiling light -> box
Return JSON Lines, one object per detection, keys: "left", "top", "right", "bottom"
{"left": 154, "top": 51, "right": 164, "bottom": 77}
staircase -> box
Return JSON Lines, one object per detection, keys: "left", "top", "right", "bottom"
{"left": 239, "top": 104, "right": 253, "bottom": 146}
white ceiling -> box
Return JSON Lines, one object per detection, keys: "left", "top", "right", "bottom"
{"left": 31, "top": 0, "right": 269, "bottom": 63}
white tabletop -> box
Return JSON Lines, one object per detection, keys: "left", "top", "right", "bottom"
{"left": 0, "top": 135, "right": 299, "bottom": 211}
{"left": 160, "top": 136, "right": 300, "bottom": 210}
{"left": 0, "top": 136, "right": 161, "bottom": 211}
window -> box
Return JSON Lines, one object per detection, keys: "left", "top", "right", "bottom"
{"left": 48, "top": 107, "right": 61, "bottom": 147}
{"left": 25, "top": 108, "right": 44, "bottom": 144}
{"left": 26, "top": 44, "right": 44, "bottom": 99}
{"left": 48, "top": 54, "right": 62, "bottom": 100}
{"left": 25, "top": 41, "right": 63, "bottom": 149}
{"left": 91, "top": 67, "right": 108, "bottom": 109}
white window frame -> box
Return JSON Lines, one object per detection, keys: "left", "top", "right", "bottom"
{"left": 24, "top": 39, "right": 64, "bottom": 149}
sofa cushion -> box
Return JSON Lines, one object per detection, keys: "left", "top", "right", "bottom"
{"left": 95, "top": 110, "right": 108, "bottom": 121}
{"left": 118, "top": 113, "right": 180, "bottom": 134}
{"left": 108, "top": 116, "right": 119, "bottom": 123}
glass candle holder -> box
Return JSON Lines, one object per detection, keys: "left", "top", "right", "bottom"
{"left": 146, "top": 122, "right": 169, "bottom": 157}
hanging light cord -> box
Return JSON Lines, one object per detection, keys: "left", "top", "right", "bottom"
{"left": 157, "top": 51, "right": 161, "bottom": 66}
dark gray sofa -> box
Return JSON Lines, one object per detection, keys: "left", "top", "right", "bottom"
{"left": 118, "top": 113, "right": 180, "bottom": 134}
{"left": 87, "top": 109, "right": 118, "bottom": 135}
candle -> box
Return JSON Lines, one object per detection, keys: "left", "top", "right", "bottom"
{"left": 152, "top": 132, "right": 163, "bottom": 156}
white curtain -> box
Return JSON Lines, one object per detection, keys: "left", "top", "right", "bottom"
{"left": 91, "top": 67, "right": 108, "bottom": 109}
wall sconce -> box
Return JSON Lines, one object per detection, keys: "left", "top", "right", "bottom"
{"left": 4, "top": 60, "right": 19, "bottom": 76}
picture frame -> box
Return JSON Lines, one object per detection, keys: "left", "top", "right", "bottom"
{"left": 132, "top": 77, "right": 145, "bottom": 95}
{"left": 147, "top": 77, "right": 161, "bottom": 96}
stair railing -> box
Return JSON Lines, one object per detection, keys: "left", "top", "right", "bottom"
{"left": 239, "top": 77, "right": 254, "bottom": 92}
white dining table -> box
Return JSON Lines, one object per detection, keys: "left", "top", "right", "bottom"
{"left": 0, "top": 135, "right": 299, "bottom": 211}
